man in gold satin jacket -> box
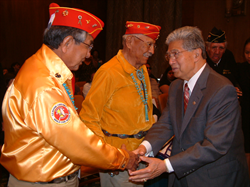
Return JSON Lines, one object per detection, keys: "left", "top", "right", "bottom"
{"left": 79, "top": 21, "right": 161, "bottom": 187}
{"left": 0, "top": 3, "right": 138, "bottom": 187}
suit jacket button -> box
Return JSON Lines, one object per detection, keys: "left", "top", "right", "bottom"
{"left": 181, "top": 148, "right": 185, "bottom": 151}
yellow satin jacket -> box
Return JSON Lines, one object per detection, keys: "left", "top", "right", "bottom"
{"left": 79, "top": 50, "right": 154, "bottom": 151}
{"left": 0, "top": 44, "right": 129, "bottom": 182}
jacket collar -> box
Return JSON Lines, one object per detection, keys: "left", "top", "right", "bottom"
{"left": 40, "top": 44, "right": 73, "bottom": 84}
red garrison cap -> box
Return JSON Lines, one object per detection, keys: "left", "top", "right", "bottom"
{"left": 48, "top": 3, "right": 104, "bottom": 39}
{"left": 125, "top": 21, "right": 161, "bottom": 40}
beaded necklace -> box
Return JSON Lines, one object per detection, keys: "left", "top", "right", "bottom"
{"left": 130, "top": 68, "right": 149, "bottom": 121}
{"left": 63, "top": 83, "right": 78, "bottom": 111}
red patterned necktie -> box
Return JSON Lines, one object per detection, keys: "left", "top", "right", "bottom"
{"left": 184, "top": 83, "right": 189, "bottom": 113}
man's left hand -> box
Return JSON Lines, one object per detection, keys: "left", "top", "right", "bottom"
{"left": 128, "top": 156, "right": 167, "bottom": 182}
{"left": 235, "top": 87, "right": 242, "bottom": 98}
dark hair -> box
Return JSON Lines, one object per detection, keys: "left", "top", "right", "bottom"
{"left": 244, "top": 37, "right": 250, "bottom": 50}
{"left": 43, "top": 26, "right": 87, "bottom": 49}
{"left": 165, "top": 66, "right": 172, "bottom": 74}
{"left": 91, "top": 49, "right": 99, "bottom": 56}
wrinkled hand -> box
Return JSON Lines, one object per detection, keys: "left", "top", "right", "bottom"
{"left": 132, "top": 145, "right": 147, "bottom": 156}
{"left": 121, "top": 144, "right": 139, "bottom": 171}
{"left": 235, "top": 87, "right": 242, "bottom": 98}
{"left": 128, "top": 156, "right": 167, "bottom": 182}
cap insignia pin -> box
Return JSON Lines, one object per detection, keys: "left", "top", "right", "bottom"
{"left": 92, "top": 24, "right": 97, "bottom": 27}
{"left": 78, "top": 15, "right": 82, "bottom": 25}
{"left": 137, "top": 25, "right": 140, "bottom": 28}
{"left": 126, "top": 24, "right": 133, "bottom": 28}
{"left": 62, "top": 10, "right": 68, "bottom": 16}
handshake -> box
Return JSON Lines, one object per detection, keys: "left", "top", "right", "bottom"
{"left": 120, "top": 144, "right": 168, "bottom": 183}
{"left": 121, "top": 144, "right": 146, "bottom": 171}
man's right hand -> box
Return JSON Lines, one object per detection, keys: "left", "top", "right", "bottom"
{"left": 121, "top": 144, "right": 139, "bottom": 171}
{"left": 133, "top": 144, "right": 147, "bottom": 156}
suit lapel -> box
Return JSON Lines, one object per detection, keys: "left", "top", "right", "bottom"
{"left": 179, "top": 65, "right": 210, "bottom": 137}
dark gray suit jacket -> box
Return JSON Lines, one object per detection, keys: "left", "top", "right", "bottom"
{"left": 145, "top": 65, "right": 250, "bottom": 187}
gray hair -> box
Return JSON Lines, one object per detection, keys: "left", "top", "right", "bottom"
{"left": 166, "top": 26, "right": 206, "bottom": 59}
{"left": 122, "top": 34, "right": 144, "bottom": 47}
{"left": 43, "top": 26, "right": 87, "bottom": 49}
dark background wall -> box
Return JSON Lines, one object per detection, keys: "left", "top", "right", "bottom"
{"left": 182, "top": 0, "right": 250, "bottom": 63}
{"left": 0, "top": 0, "right": 107, "bottom": 71}
{"left": 1, "top": 0, "right": 249, "bottom": 78}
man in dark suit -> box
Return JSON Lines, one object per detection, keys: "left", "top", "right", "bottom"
{"left": 129, "top": 26, "right": 250, "bottom": 187}
{"left": 206, "top": 27, "right": 242, "bottom": 97}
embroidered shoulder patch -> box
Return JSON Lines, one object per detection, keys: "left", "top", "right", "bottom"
{"left": 51, "top": 103, "right": 71, "bottom": 124}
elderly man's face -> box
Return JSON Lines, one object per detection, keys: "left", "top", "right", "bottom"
{"left": 131, "top": 35, "right": 155, "bottom": 69}
{"left": 206, "top": 42, "right": 226, "bottom": 64}
{"left": 167, "top": 40, "right": 196, "bottom": 81}
{"left": 65, "top": 34, "right": 93, "bottom": 71}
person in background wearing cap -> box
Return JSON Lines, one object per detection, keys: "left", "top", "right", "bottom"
{"left": 79, "top": 21, "right": 161, "bottom": 187}
{"left": 0, "top": 3, "right": 139, "bottom": 187}
{"left": 206, "top": 27, "right": 242, "bottom": 98}
{"left": 129, "top": 26, "right": 250, "bottom": 187}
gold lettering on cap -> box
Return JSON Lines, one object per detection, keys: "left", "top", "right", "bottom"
{"left": 86, "top": 20, "right": 90, "bottom": 24}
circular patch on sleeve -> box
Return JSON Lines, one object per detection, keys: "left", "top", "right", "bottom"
{"left": 51, "top": 103, "right": 71, "bottom": 124}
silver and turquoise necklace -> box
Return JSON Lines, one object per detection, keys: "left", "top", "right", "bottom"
{"left": 63, "top": 83, "right": 78, "bottom": 111}
{"left": 130, "top": 68, "right": 149, "bottom": 121}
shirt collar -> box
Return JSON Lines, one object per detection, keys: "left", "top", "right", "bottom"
{"left": 184, "top": 63, "right": 206, "bottom": 94}
{"left": 214, "top": 58, "right": 221, "bottom": 66}
{"left": 116, "top": 50, "right": 147, "bottom": 74}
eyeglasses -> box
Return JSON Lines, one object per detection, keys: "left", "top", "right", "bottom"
{"left": 133, "top": 36, "right": 156, "bottom": 50}
{"left": 165, "top": 49, "right": 194, "bottom": 61}
{"left": 82, "top": 42, "right": 94, "bottom": 51}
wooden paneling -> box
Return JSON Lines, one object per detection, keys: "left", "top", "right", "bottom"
{"left": 0, "top": 0, "right": 107, "bottom": 69}
{"left": 182, "top": 0, "right": 250, "bottom": 63}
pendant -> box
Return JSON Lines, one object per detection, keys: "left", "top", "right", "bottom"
{"left": 136, "top": 69, "right": 144, "bottom": 81}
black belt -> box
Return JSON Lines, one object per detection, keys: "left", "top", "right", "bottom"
{"left": 36, "top": 171, "right": 78, "bottom": 184}
{"left": 102, "top": 129, "right": 148, "bottom": 139}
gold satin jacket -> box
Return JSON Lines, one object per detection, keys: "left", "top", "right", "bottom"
{"left": 79, "top": 50, "right": 154, "bottom": 151}
{"left": 0, "top": 45, "right": 129, "bottom": 182}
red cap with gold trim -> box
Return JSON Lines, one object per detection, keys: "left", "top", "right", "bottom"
{"left": 48, "top": 3, "right": 104, "bottom": 39}
{"left": 125, "top": 21, "right": 161, "bottom": 40}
